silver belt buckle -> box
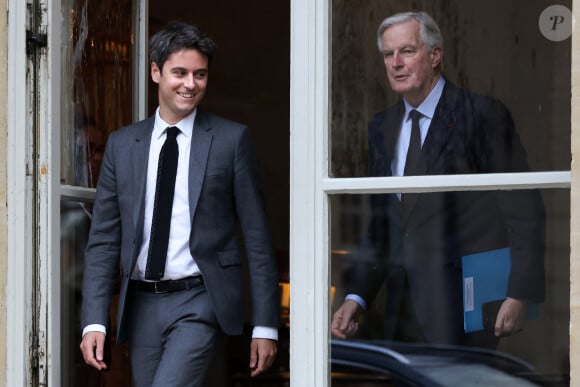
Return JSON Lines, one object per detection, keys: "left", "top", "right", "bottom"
{"left": 153, "top": 281, "right": 165, "bottom": 294}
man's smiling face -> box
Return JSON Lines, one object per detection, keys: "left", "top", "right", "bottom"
{"left": 151, "top": 48, "right": 209, "bottom": 124}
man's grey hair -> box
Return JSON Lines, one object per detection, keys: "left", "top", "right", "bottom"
{"left": 376, "top": 11, "right": 443, "bottom": 53}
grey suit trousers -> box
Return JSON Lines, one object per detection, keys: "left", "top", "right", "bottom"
{"left": 126, "top": 281, "right": 220, "bottom": 387}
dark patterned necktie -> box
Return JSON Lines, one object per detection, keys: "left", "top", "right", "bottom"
{"left": 402, "top": 110, "right": 422, "bottom": 210}
{"left": 145, "top": 126, "right": 180, "bottom": 280}
{"left": 404, "top": 110, "right": 422, "bottom": 176}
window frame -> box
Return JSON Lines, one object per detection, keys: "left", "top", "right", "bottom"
{"left": 289, "top": 0, "right": 576, "bottom": 386}
{"left": 49, "top": 0, "right": 145, "bottom": 385}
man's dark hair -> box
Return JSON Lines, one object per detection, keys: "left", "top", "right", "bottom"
{"left": 149, "top": 21, "right": 216, "bottom": 72}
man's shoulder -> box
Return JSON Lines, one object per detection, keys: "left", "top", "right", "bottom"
{"left": 369, "top": 102, "right": 403, "bottom": 131}
{"left": 110, "top": 116, "right": 154, "bottom": 139}
{"left": 373, "top": 101, "right": 402, "bottom": 117}
{"left": 442, "top": 81, "right": 509, "bottom": 114}
{"left": 197, "top": 109, "right": 247, "bottom": 132}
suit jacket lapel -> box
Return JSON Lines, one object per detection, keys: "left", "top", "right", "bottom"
{"left": 383, "top": 104, "right": 404, "bottom": 163}
{"left": 189, "top": 109, "right": 213, "bottom": 221}
{"left": 382, "top": 104, "right": 406, "bottom": 227}
{"left": 421, "top": 82, "right": 459, "bottom": 174}
{"left": 131, "top": 117, "right": 154, "bottom": 235}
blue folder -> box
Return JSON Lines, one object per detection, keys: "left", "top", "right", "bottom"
{"left": 462, "top": 247, "right": 538, "bottom": 332}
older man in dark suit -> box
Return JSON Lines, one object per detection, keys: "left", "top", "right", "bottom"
{"left": 331, "top": 11, "right": 545, "bottom": 348}
{"left": 79, "top": 22, "right": 279, "bottom": 386}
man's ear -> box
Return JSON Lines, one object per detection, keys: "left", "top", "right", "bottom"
{"left": 151, "top": 62, "right": 161, "bottom": 84}
{"left": 430, "top": 46, "right": 442, "bottom": 69}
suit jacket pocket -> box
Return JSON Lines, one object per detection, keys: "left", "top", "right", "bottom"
{"left": 217, "top": 250, "right": 242, "bottom": 267}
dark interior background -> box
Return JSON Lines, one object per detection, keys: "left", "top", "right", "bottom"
{"left": 148, "top": 2, "right": 291, "bottom": 385}
{"left": 148, "top": 1, "right": 291, "bottom": 272}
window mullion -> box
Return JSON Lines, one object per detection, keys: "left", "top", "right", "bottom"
{"left": 323, "top": 171, "right": 571, "bottom": 194}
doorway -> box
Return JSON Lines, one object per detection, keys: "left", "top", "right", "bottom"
{"left": 59, "top": 0, "right": 290, "bottom": 386}
{"left": 148, "top": 1, "right": 291, "bottom": 385}
{"left": 148, "top": 2, "right": 291, "bottom": 385}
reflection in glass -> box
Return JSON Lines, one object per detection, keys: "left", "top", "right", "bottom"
{"left": 60, "top": 0, "right": 134, "bottom": 385}
{"left": 331, "top": 1, "right": 571, "bottom": 177}
{"left": 61, "top": 200, "right": 133, "bottom": 387}
{"left": 330, "top": 189, "right": 569, "bottom": 385}
{"left": 72, "top": 114, "right": 105, "bottom": 187}
{"left": 61, "top": 0, "right": 134, "bottom": 188}
{"left": 60, "top": 200, "right": 92, "bottom": 386}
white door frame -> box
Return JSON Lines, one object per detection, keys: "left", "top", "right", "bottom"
{"left": 6, "top": 0, "right": 62, "bottom": 384}
{"left": 6, "top": 0, "right": 34, "bottom": 384}
{"left": 6, "top": 0, "right": 146, "bottom": 385}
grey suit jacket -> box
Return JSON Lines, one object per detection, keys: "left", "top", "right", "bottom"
{"left": 81, "top": 109, "right": 280, "bottom": 343}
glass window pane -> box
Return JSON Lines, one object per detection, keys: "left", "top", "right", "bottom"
{"left": 60, "top": 200, "right": 91, "bottom": 386}
{"left": 61, "top": 200, "right": 133, "bottom": 386}
{"left": 331, "top": 1, "right": 571, "bottom": 177}
{"left": 330, "top": 188, "right": 569, "bottom": 386}
{"left": 60, "top": 0, "right": 134, "bottom": 188}
{"left": 59, "top": 0, "right": 135, "bottom": 385}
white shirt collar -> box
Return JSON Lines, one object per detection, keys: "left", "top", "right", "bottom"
{"left": 403, "top": 76, "right": 446, "bottom": 120}
{"left": 153, "top": 107, "right": 197, "bottom": 140}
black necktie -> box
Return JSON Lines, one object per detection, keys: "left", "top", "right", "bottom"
{"left": 404, "top": 110, "right": 422, "bottom": 176}
{"left": 145, "top": 126, "right": 180, "bottom": 280}
{"left": 402, "top": 110, "right": 422, "bottom": 211}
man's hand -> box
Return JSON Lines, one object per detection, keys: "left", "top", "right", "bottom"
{"left": 494, "top": 298, "right": 525, "bottom": 337}
{"left": 331, "top": 299, "right": 361, "bottom": 339}
{"left": 249, "top": 338, "right": 277, "bottom": 377}
{"left": 79, "top": 331, "right": 107, "bottom": 371}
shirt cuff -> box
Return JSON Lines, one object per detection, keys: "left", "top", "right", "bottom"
{"left": 345, "top": 294, "right": 367, "bottom": 310}
{"left": 252, "top": 326, "right": 278, "bottom": 341}
{"left": 82, "top": 324, "right": 107, "bottom": 337}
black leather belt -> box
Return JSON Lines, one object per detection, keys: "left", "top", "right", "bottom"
{"left": 134, "top": 276, "right": 204, "bottom": 294}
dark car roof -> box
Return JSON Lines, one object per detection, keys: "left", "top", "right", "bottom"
{"left": 331, "top": 339, "right": 549, "bottom": 387}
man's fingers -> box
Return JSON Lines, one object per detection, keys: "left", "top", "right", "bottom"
{"left": 250, "top": 339, "right": 277, "bottom": 377}
{"left": 331, "top": 300, "right": 361, "bottom": 339}
{"left": 494, "top": 299, "right": 525, "bottom": 337}
{"left": 249, "top": 339, "right": 259, "bottom": 369}
{"left": 348, "top": 320, "right": 359, "bottom": 334}
{"left": 79, "top": 332, "right": 107, "bottom": 371}
{"left": 331, "top": 313, "right": 348, "bottom": 338}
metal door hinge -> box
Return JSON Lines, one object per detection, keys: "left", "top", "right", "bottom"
{"left": 30, "top": 332, "right": 47, "bottom": 385}
{"left": 30, "top": 344, "right": 46, "bottom": 374}
{"left": 26, "top": 31, "right": 47, "bottom": 55}
{"left": 30, "top": 345, "right": 39, "bottom": 369}
{"left": 29, "top": 334, "right": 45, "bottom": 367}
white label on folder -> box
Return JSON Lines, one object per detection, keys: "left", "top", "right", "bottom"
{"left": 464, "top": 277, "right": 474, "bottom": 312}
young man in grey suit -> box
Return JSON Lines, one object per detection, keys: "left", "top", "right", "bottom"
{"left": 331, "top": 11, "right": 545, "bottom": 348}
{"left": 79, "top": 22, "right": 279, "bottom": 386}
